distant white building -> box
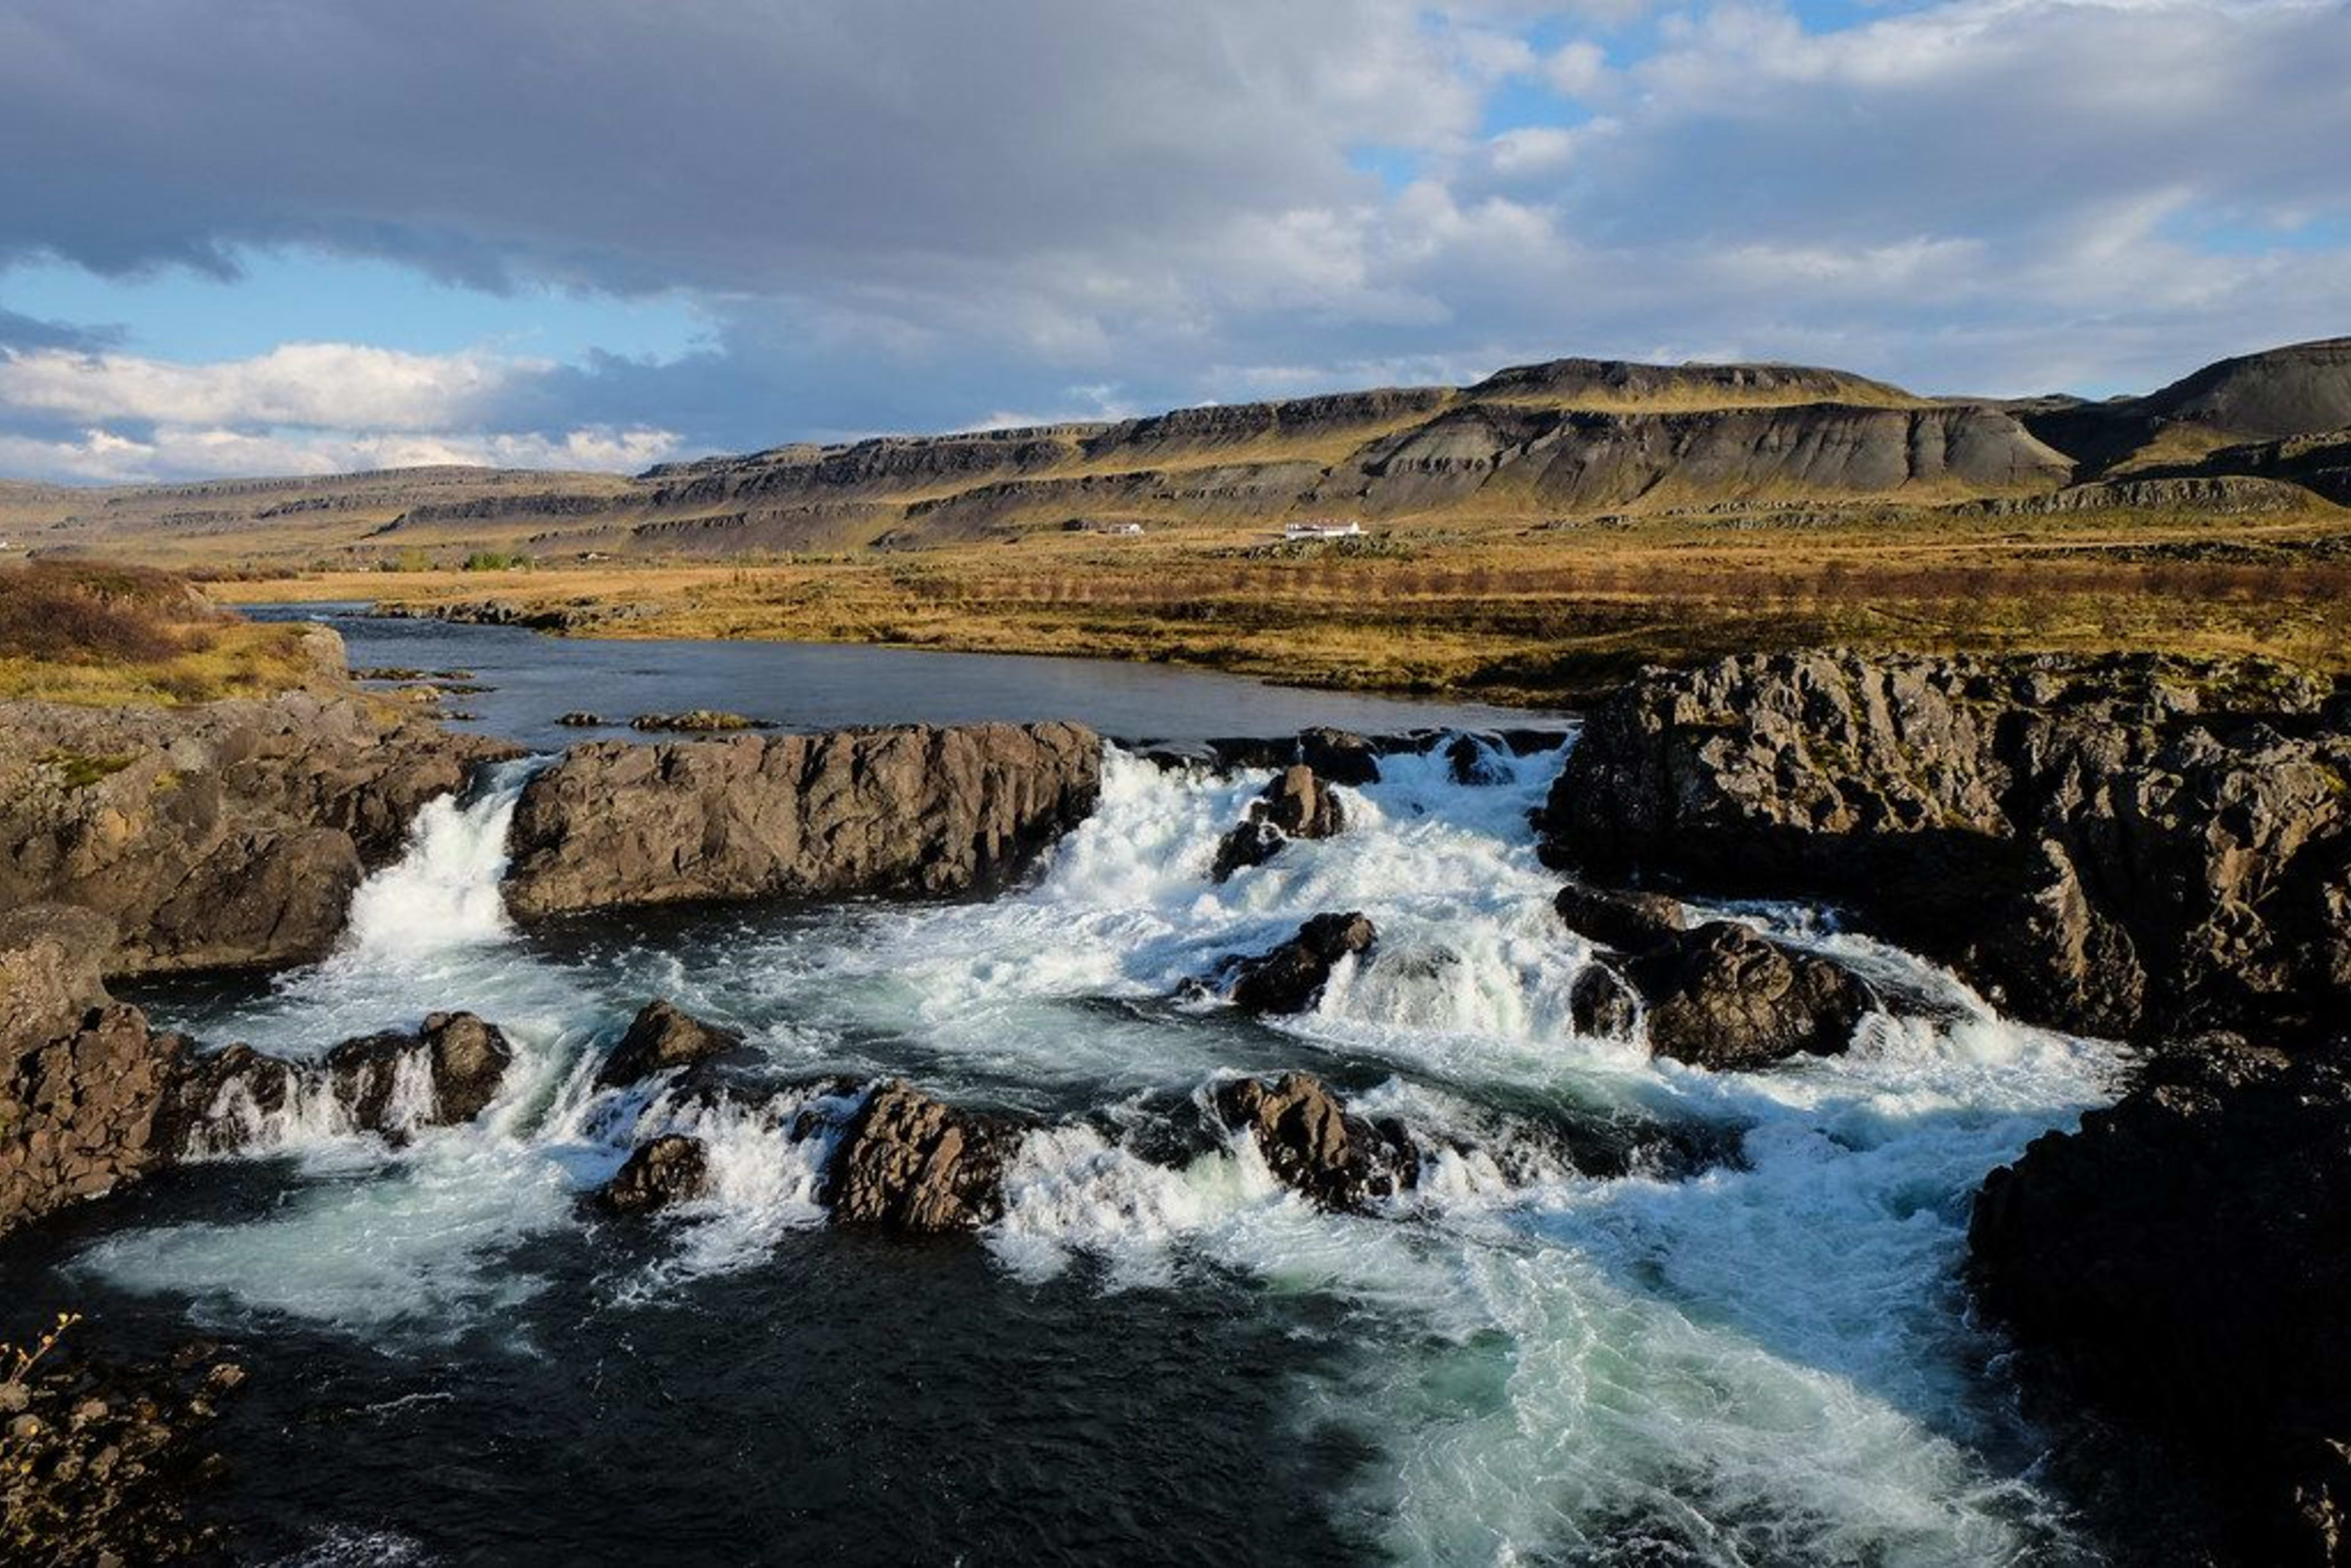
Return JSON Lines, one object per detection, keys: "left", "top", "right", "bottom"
{"left": 1284, "top": 520, "right": 1363, "bottom": 541}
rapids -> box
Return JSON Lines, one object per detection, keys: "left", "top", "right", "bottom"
{"left": 10, "top": 737, "right": 2129, "bottom": 1564}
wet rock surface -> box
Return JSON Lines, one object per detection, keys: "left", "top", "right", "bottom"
{"left": 628, "top": 709, "right": 769, "bottom": 733}
{"left": 823, "top": 1081, "right": 1024, "bottom": 1233}
{"left": 0, "top": 692, "right": 515, "bottom": 975}
{"left": 596, "top": 1000, "right": 744, "bottom": 1089}
{"left": 162, "top": 1013, "right": 513, "bottom": 1156}
{"left": 1210, "top": 764, "right": 1347, "bottom": 881}
{"left": 1212, "top": 1073, "right": 1415, "bottom": 1212}
{"left": 1553, "top": 884, "right": 1687, "bottom": 955}
{"left": 599, "top": 1135, "right": 713, "bottom": 1215}
{"left": 1624, "top": 923, "right": 1878, "bottom": 1071}
{"left": 1971, "top": 1040, "right": 2351, "bottom": 1566}
{"left": 1543, "top": 650, "right": 2351, "bottom": 1045}
{"left": 1219, "top": 912, "right": 1378, "bottom": 1016}
{"left": 0, "top": 1337, "right": 245, "bottom": 1567}
{"left": 1568, "top": 963, "right": 1640, "bottom": 1040}
{"left": 504, "top": 721, "right": 1102, "bottom": 917}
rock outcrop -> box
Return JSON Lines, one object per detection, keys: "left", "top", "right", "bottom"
{"left": 1542, "top": 650, "right": 2351, "bottom": 1045}
{"left": 2, "top": 997, "right": 188, "bottom": 1240}
{"left": 503, "top": 722, "right": 1101, "bottom": 917}
{"left": 1212, "top": 1073, "right": 1415, "bottom": 1212}
{"left": 1211, "top": 764, "right": 1348, "bottom": 880}
{"left": 596, "top": 1000, "right": 743, "bottom": 1089}
{"left": 1623, "top": 923, "right": 1877, "bottom": 1071}
{"left": 822, "top": 1081, "right": 1023, "bottom": 1234}
{"left": 1218, "top": 913, "right": 1378, "bottom": 1016}
{"left": 598, "top": 1135, "right": 713, "bottom": 1215}
{"left": 1569, "top": 964, "right": 1640, "bottom": 1040}
{"left": 164, "top": 1012, "right": 512, "bottom": 1155}
{"left": 1971, "top": 1040, "right": 2351, "bottom": 1565}
{"left": 0, "top": 693, "right": 513, "bottom": 975}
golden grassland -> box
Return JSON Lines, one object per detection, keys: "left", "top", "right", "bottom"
{"left": 0, "top": 560, "right": 326, "bottom": 706}
{"left": 217, "top": 498, "right": 2351, "bottom": 706}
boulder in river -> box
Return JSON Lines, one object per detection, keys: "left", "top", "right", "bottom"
{"left": 1623, "top": 922, "right": 1877, "bottom": 1071}
{"left": 503, "top": 721, "right": 1102, "bottom": 917}
{"left": 1210, "top": 764, "right": 1347, "bottom": 880}
{"left": 596, "top": 1000, "right": 743, "bottom": 1089}
{"left": 823, "top": 1081, "right": 1024, "bottom": 1233}
{"left": 1221, "top": 912, "right": 1378, "bottom": 1016}
{"left": 1569, "top": 963, "right": 1641, "bottom": 1041}
{"left": 1970, "top": 1038, "right": 2351, "bottom": 1565}
{"left": 598, "top": 1135, "right": 714, "bottom": 1215}
{"left": 165, "top": 1011, "right": 513, "bottom": 1155}
{"left": 1212, "top": 1072, "right": 1416, "bottom": 1212}
{"left": 1553, "top": 884, "right": 1687, "bottom": 955}
{"left": 628, "top": 710, "right": 768, "bottom": 733}
{"left": 1540, "top": 649, "right": 2351, "bottom": 1046}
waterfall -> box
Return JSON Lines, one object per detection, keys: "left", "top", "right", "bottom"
{"left": 341, "top": 757, "right": 540, "bottom": 959}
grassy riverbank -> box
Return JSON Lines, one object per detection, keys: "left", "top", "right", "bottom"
{"left": 0, "top": 560, "right": 327, "bottom": 705}
{"left": 220, "top": 503, "right": 2351, "bottom": 706}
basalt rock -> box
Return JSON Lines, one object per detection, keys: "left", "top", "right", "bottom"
{"left": 1624, "top": 922, "right": 1877, "bottom": 1071}
{"left": 1212, "top": 1072, "right": 1415, "bottom": 1212}
{"left": 1569, "top": 964, "right": 1641, "bottom": 1041}
{"left": 1970, "top": 1039, "right": 2351, "bottom": 1565}
{"left": 0, "top": 692, "right": 516, "bottom": 975}
{"left": 1542, "top": 650, "right": 2351, "bottom": 1046}
{"left": 1553, "top": 884, "right": 1687, "bottom": 955}
{"left": 1220, "top": 913, "right": 1378, "bottom": 1016}
{"left": 1445, "top": 733, "right": 1511, "bottom": 786}
{"left": 556, "top": 711, "right": 605, "bottom": 727}
{"left": 823, "top": 1081, "right": 1023, "bottom": 1234}
{"left": 1, "top": 1002, "right": 188, "bottom": 1240}
{"left": 503, "top": 722, "right": 1101, "bottom": 917}
{"left": 596, "top": 1000, "right": 743, "bottom": 1089}
{"left": 629, "top": 710, "right": 767, "bottom": 733}
{"left": 163, "top": 1012, "right": 512, "bottom": 1156}
{"left": 598, "top": 1135, "right": 713, "bottom": 1215}
{"left": 1210, "top": 764, "right": 1347, "bottom": 881}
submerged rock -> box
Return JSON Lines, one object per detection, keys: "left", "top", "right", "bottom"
{"left": 599, "top": 1135, "right": 713, "bottom": 1215}
{"left": 823, "top": 1081, "right": 1023, "bottom": 1234}
{"left": 596, "top": 1000, "right": 743, "bottom": 1089}
{"left": 1210, "top": 764, "right": 1347, "bottom": 880}
{"left": 504, "top": 721, "right": 1102, "bottom": 917}
{"left": 1299, "top": 727, "right": 1382, "bottom": 787}
{"left": 1444, "top": 733, "right": 1510, "bottom": 786}
{"left": 1541, "top": 649, "right": 2351, "bottom": 1046}
{"left": 556, "top": 711, "right": 605, "bottom": 727}
{"left": 1971, "top": 1040, "right": 2351, "bottom": 1565}
{"left": 1623, "top": 923, "right": 1877, "bottom": 1071}
{"left": 1212, "top": 1073, "right": 1415, "bottom": 1212}
{"left": 1553, "top": 884, "right": 1687, "bottom": 955}
{"left": 1220, "top": 912, "right": 1378, "bottom": 1016}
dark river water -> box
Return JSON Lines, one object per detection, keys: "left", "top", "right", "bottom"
{"left": 0, "top": 618, "right": 2164, "bottom": 1565}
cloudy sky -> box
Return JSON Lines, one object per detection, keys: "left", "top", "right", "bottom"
{"left": 1, "top": 0, "right": 2346, "bottom": 484}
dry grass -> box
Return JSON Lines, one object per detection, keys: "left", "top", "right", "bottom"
{"left": 224, "top": 504, "right": 2351, "bottom": 707}
{"left": 0, "top": 560, "right": 323, "bottom": 705}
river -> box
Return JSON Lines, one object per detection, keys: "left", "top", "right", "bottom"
{"left": 0, "top": 616, "right": 2132, "bottom": 1564}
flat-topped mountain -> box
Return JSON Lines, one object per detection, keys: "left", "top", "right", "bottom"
{"left": 3, "top": 340, "right": 2345, "bottom": 568}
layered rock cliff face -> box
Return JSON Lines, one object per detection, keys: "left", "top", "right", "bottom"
{"left": 0, "top": 693, "right": 515, "bottom": 975}
{"left": 1318, "top": 403, "right": 2071, "bottom": 515}
{"left": 503, "top": 721, "right": 1102, "bottom": 917}
{"left": 1542, "top": 650, "right": 2351, "bottom": 1046}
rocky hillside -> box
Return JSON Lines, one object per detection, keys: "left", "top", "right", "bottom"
{"left": 6, "top": 339, "right": 2348, "bottom": 567}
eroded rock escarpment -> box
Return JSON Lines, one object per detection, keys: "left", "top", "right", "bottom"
{"left": 503, "top": 721, "right": 1101, "bottom": 917}
{"left": 0, "top": 691, "right": 514, "bottom": 975}
{"left": 1542, "top": 650, "right": 2351, "bottom": 1047}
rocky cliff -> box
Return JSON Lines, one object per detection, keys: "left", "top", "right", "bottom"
{"left": 503, "top": 721, "right": 1102, "bottom": 917}
{"left": 0, "top": 692, "right": 516, "bottom": 975}
{"left": 1541, "top": 650, "right": 2351, "bottom": 1046}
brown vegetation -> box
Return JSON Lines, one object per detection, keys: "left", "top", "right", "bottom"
{"left": 0, "top": 560, "right": 324, "bottom": 705}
